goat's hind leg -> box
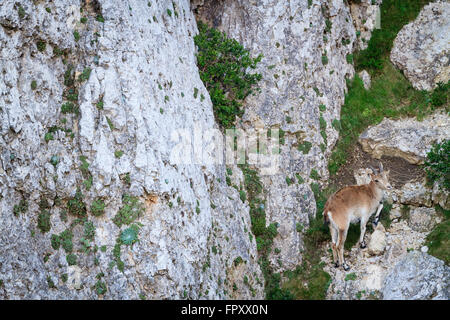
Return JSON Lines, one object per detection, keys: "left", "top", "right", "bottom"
{"left": 338, "top": 228, "right": 350, "bottom": 271}
{"left": 330, "top": 226, "right": 339, "bottom": 268}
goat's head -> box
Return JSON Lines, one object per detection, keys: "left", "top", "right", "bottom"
{"left": 369, "top": 163, "right": 392, "bottom": 191}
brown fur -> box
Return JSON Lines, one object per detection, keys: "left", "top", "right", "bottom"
{"left": 324, "top": 166, "right": 392, "bottom": 270}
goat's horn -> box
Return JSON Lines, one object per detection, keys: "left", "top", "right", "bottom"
{"left": 379, "top": 162, "right": 384, "bottom": 173}
{"left": 368, "top": 166, "right": 377, "bottom": 174}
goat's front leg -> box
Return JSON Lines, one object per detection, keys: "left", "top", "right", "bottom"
{"left": 372, "top": 203, "right": 384, "bottom": 228}
{"left": 359, "top": 217, "right": 368, "bottom": 248}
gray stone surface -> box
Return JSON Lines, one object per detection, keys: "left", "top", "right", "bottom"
{"left": 359, "top": 112, "right": 450, "bottom": 164}
{"left": 0, "top": 0, "right": 263, "bottom": 299}
{"left": 195, "top": 0, "right": 357, "bottom": 273}
{"left": 390, "top": 1, "right": 450, "bottom": 91}
{"left": 382, "top": 251, "right": 450, "bottom": 300}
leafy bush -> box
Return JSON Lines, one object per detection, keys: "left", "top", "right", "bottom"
{"left": 194, "top": 21, "right": 262, "bottom": 128}
{"left": 424, "top": 140, "right": 449, "bottom": 191}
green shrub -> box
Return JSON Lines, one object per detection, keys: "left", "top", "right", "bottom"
{"left": 194, "top": 21, "right": 262, "bottom": 128}
{"left": 424, "top": 140, "right": 449, "bottom": 191}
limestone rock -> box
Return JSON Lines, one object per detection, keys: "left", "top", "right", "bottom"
{"left": 390, "top": 1, "right": 450, "bottom": 91}
{"left": 354, "top": 167, "right": 373, "bottom": 185}
{"left": 0, "top": 0, "right": 263, "bottom": 299}
{"left": 397, "top": 180, "right": 432, "bottom": 207}
{"left": 350, "top": 0, "right": 381, "bottom": 51}
{"left": 358, "top": 112, "right": 450, "bottom": 164}
{"left": 358, "top": 70, "right": 372, "bottom": 90}
{"left": 382, "top": 251, "right": 450, "bottom": 300}
{"left": 195, "top": 0, "right": 358, "bottom": 272}
{"left": 407, "top": 206, "right": 438, "bottom": 233}
{"left": 368, "top": 223, "right": 386, "bottom": 255}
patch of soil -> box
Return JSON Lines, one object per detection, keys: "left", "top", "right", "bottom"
{"left": 329, "top": 143, "right": 425, "bottom": 190}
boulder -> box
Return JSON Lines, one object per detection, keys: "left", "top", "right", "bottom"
{"left": 407, "top": 206, "right": 438, "bottom": 233}
{"left": 382, "top": 251, "right": 450, "bottom": 300}
{"left": 390, "top": 1, "right": 450, "bottom": 91}
{"left": 368, "top": 223, "right": 386, "bottom": 255}
{"left": 358, "top": 70, "right": 372, "bottom": 90}
{"left": 358, "top": 112, "right": 450, "bottom": 164}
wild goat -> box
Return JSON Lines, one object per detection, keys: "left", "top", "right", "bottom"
{"left": 323, "top": 163, "right": 392, "bottom": 270}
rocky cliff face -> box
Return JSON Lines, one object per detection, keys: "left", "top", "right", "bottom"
{"left": 0, "top": 0, "right": 263, "bottom": 299}
{"left": 1, "top": 0, "right": 447, "bottom": 301}
{"left": 194, "top": 0, "right": 360, "bottom": 273}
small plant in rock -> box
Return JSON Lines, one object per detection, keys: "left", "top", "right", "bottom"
{"left": 113, "top": 194, "right": 144, "bottom": 227}
{"left": 78, "top": 68, "right": 91, "bottom": 82}
{"left": 424, "top": 140, "right": 449, "bottom": 191}
{"left": 13, "top": 199, "right": 28, "bottom": 216}
{"left": 31, "top": 80, "right": 37, "bottom": 90}
{"left": 120, "top": 224, "right": 140, "bottom": 245}
{"left": 67, "top": 188, "right": 87, "bottom": 217}
{"left": 66, "top": 253, "right": 77, "bottom": 266}
{"left": 91, "top": 199, "right": 105, "bottom": 217}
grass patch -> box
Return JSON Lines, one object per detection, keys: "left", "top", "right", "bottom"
{"left": 425, "top": 205, "right": 449, "bottom": 265}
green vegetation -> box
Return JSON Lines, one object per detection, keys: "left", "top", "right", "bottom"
{"left": 425, "top": 205, "right": 449, "bottom": 265}
{"left": 194, "top": 21, "right": 262, "bottom": 128}
{"left": 73, "top": 31, "right": 80, "bottom": 42}
{"left": 424, "top": 140, "right": 449, "bottom": 191}
{"left": 61, "top": 102, "right": 79, "bottom": 114}
{"left": 66, "top": 253, "right": 77, "bottom": 266}
{"left": 78, "top": 68, "right": 92, "bottom": 82}
{"left": 328, "top": 65, "right": 449, "bottom": 175}
{"left": 238, "top": 164, "right": 290, "bottom": 299}
{"left": 114, "top": 150, "right": 124, "bottom": 158}
{"left": 345, "top": 272, "right": 357, "bottom": 281}
{"left": 309, "top": 169, "right": 320, "bottom": 181}
{"left": 44, "top": 132, "right": 54, "bottom": 142}
{"left": 31, "top": 80, "right": 37, "bottom": 90}
{"left": 113, "top": 194, "right": 144, "bottom": 228}
{"left": 37, "top": 40, "right": 46, "bottom": 52}
{"left": 298, "top": 141, "right": 312, "bottom": 154}
{"left": 67, "top": 188, "right": 87, "bottom": 217}
{"left": 80, "top": 17, "right": 87, "bottom": 24}
{"left": 13, "top": 199, "right": 28, "bottom": 216}
{"left": 119, "top": 224, "right": 140, "bottom": 245}
{"left": 17, "top": 5, "right": 25, "bottom": 19}
{"left": 328, "top": 0, "right": 448, "bottom": 175}
{"left": 38, "top": 199, "right": 51, "bottom": 233}
{"left": 96, "top": 15, "right": 105, "bottom": 23}
{"left": 91, "top": 199, "right": 105, "bottom": 217}
{"left": 282, "top": 183, "right": 334, "bottom": 300}
{"left": 95, "top": 280, "right": 107, "bottom": 295}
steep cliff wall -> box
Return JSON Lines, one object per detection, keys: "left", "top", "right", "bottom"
{"left": 193, "top": 0, "right": 359, "bottom": 272}
{"left": 0, "top": 0, "right": 263, "bottom": 299}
